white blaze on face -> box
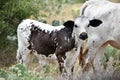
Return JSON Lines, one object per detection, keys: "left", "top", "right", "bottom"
{"left": 73, "top": 16, "right": 89, "bottom": 41}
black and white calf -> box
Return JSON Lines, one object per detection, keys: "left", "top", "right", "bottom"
{"left": 16, "top": 19, "right": 83, "bottom": 79}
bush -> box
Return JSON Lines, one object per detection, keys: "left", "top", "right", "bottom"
{"left": 52, "top": 20, "right": 60, "bottom": 26}
{"left": 9, "top": 64, "right": 27, "bottom": 77}
{"left": 0, "top": 64, "right": 55, "bottom": 80}
{"left": 0, "top": 0, "right": 39, "bottom": 48}
{"left": 102, "top": 46, "right": 120, "bottom": 69}
{"left": 0, "top": 0, "right": 39, "bottom": 67}
{"left": 0, "top": 70, "right": 8, "bottom": 79}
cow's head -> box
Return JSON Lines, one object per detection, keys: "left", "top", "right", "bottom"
{"left": 73, "top": 16, "right": 102, "bottom": 40}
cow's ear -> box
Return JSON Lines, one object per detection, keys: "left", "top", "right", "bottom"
{"left": 63, "top": 20, "right": 74, "bottom": 28}
{"left": 89, "top": 19, "right": 102, "bottom": 27}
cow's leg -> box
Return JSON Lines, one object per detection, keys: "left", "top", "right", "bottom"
{"left": 83, "top": 37, "right": 107, "bottom": 72}
{"left": 23, "top": 50, "right": 33, "bottom": 69}
{"left": 56, "top": 54, "right": 66, "bottom": 74}
{"left": 16, "top": 49, "right": 23, "bottom": 64}
{"left": 64, "top": 47, "right": 81, "bottom": 80}
{"left": 93, "top": 45, "right": 106, "bottom": 72}
{"left": 83, "top": 35, "right": 105, "bottom": 71}
{"left": 56, "top": 53, "right": 68, "bottom": 80}
{"left": 33, "top": 53, "right": 47, "bottom": 72}
{"left": 78, "top": 47, "right": 86, "bottom": 67}
{"left": 16, "top": 47, "right": 33, "bottom": 69}
{"left": 56, "top": 47, "right": 81, "bottom": 80}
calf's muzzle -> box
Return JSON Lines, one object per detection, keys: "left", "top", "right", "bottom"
{"left": 79, "top": 32, "right": 88, "bottom": 40}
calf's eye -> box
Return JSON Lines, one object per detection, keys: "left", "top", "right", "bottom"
{"left": 74, "top": 25, "right": 78, "bottom": 28}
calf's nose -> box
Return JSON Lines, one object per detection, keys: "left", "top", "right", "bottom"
{"left": 79, "top": 32, "right": 88, "bottom": 40}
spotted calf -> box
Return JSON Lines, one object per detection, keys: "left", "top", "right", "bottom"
{"left": 16, "top": 19, "right": 83, "bottom": 79}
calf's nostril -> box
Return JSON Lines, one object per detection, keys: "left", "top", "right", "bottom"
{"left": 79, "top": 32, "right": 88, "bottom": 40}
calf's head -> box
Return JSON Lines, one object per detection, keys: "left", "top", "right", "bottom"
{"left": 73, "top": 16, "right": 102, "bottom": 40}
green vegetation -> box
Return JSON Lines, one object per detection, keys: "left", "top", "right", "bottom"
{"left": 0, "top": 0, "right": 39, "bottom": 49}
{"left": 0, "top": 64, "right": 56, "bottom": 80}
{"left": 0, "top": 0, "right": 40, "bottom": 67}
{"left": 102, "top": 46, "right": 120, "bottom": 69}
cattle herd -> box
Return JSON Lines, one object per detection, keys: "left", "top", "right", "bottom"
{"left": 16, "top": 0, "right": 120, "bottom": 80}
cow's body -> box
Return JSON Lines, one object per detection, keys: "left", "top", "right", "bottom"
{"left": 17, "top": 19, "right": 81, "bottom": 79}
{"left": 74, "top": 0, "right": 120, "bottom": 72}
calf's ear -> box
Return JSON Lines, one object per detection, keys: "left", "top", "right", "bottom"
{"left": 89, "top": 19, "right": 102, "bottom": 27}
{"left": 63, "top": 20, "right": 74, "bottom": 28}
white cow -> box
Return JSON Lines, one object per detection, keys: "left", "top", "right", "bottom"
{"left": 74, "top": 0, "right": 120, "bottom": 72}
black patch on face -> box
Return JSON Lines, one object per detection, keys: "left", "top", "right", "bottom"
{"left": 89, "top": 19, "right": 102, "bottom": 27}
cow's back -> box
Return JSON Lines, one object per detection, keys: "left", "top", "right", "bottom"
{"left": 81, "top": 0, "right": 120, "bottom": 19}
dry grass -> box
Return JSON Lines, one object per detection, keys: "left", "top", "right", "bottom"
{"left": 38, "top": 3, "right": 83, "bottom": 24}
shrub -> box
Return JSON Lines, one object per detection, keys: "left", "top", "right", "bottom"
{"left": 0, "top": 69, "right": 8, "bottom": 79}
{"left": 9, "top": 64, "right": 27, "bottom": 77}
{"left": 0, "top": 0, "right": 39, "bottom": 67}
{"left": 52, "top": 20, "right": 60, "bottom": 26}
{"left": 0, "top": 64, "right": 54, "bottom": 80}
{"left": 0, "top": 0, "right": 39, "bottom": 49}
{"left": 102, "top": 46, "right": 120, "bottom": 68}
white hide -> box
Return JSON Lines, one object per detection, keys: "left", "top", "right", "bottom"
{"left": 76, "top": 0, "right": 120, "bottom": 71}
